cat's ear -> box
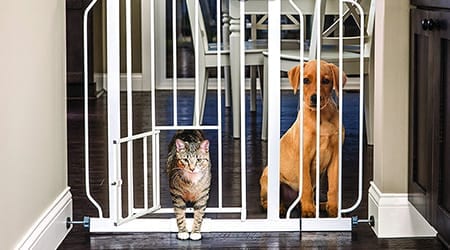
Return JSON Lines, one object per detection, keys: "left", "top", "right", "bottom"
{"left": 199, "top": 140, "right": 209, "bottom": 153}
{"left": 175, "top": 139, "right": 186, "bottom": 151}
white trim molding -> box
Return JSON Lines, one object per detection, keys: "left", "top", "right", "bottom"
{"left": 368, "top": 182, "right": 437, "bottom": 238}
{"left": 16, "top": 188, "right": 73, "bottom": 250}
{"left": 95, "top": 73, "right": 146, "bottom": 91}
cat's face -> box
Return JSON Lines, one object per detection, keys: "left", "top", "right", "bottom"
{"left": 175, "top": 139, "right": 210, "bottom": 173}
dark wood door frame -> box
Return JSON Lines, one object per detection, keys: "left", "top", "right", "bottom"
{"left": 434, "top": 10, "right": 450, "bottom": 247}
{"left": 409, "top": 6, "right": 450, "bottom": 247}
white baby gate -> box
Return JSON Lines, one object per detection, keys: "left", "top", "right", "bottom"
{"left": 80, "top": 0, "right": 368, "bottom": 233}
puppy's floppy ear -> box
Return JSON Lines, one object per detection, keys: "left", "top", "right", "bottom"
{"left": 328, "top": 63, "right": 347, "bottom": 97}
{"left": 288, "top": 65, "right": 301, "bottom": 95}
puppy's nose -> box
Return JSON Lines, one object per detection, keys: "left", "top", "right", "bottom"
{"left": 310, "top": 94, "right": 317, "bottom": 106}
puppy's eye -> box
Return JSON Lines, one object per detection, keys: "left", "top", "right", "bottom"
{"left": 303, "top": 78, "right": 310, "bottom": 84}
{"left": 322, "top": 78, "right": 330, "bottom": 84}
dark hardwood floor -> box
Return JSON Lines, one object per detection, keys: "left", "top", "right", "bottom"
{"left": 59, "top": 90, "right": 444, "bottom": 249}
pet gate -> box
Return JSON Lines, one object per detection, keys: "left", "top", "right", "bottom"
{"left": 79, "top": 0, "right": 370, "bottom": 232}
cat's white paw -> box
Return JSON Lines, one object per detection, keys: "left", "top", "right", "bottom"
{"left": 189, "top": 232, "right": 202, "bottom": 240}
{"left": 177, "top": 232, "right": 189, "bottom": 240}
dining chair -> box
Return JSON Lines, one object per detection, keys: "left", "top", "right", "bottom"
{"left": 261, "top": 0, "right": 375, "bottom": 144}
{"left": 185, "top": 0, "right": 268, "bottom": 124}
{"left": 185, "top": 0, "right": 302, "bottom": 126}
{"left": 247, "top": 14, "right": 302, "bottom": 111}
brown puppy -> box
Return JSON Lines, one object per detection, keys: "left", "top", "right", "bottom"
{"left": 260, "top": 60, "right": 347, "bottom": 217}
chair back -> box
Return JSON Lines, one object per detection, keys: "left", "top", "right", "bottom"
{"left": 321, "top": 0, "right": 375, "bottom": 58}
{"left": 185, "top": 0, "right": 211, "bottom": 55}
{"left": 364, "top": 0, "right": 375, "bottom": 57}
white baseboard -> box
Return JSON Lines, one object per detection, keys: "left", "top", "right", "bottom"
{"left": 16, "top": 188, "right": 73, "bottom": 250}
{"left": 368, "top": 182, "right": 437, "bottom": 238}
{"left": 96, "top": 73, "right": 146, "bottom": 91}
{"left": 95, "top": 73, "right": 360, "bottom": 92}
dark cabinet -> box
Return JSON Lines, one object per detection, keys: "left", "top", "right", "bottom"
{"left": 412, "top": 0, "right": 450, "bottom": 9}
{"left": 409, "top": 4, "right": 450, "bottom": 247}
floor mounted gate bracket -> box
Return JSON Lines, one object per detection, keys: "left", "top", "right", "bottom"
{"left": 351, "top": 216, "right": 375, "bottom": 227}
{"left": 66, "top": 216, "right": 91, "bottom": 230}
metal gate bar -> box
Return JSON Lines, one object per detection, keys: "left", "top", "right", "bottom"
{"left": 316, "top": 0, "right": 322, "bottom": 219}
{"left": 285, "top": 0, "right": 305, "bottom": 219}
{"left": 239, "top": 0, "right": 247, "bottom": 221}
{"left": 341, "top": 0, "right": 364, "bottom": 213}
{"left": 83, "top": 0, "right": 103, "bottom": 219}
{"left": 266, "top": 0, "right": 281, "bottom": 221}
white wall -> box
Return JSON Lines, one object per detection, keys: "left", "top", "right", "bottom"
{"left": 368, "top": 0, "right": 436, "bottom": 238}
{"left": 0, "top": 0, "right": 68, "bottom": 249}
{"left": 373, "top": 0, "right": 410, "bottom": 193}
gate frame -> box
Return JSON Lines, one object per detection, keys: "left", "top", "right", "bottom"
{"left": 84, "top": 0, "right": 366, "bottom": 233}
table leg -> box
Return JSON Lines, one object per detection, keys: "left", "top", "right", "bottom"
{"left": 222, "top": 1, "right": 231, "bottom": 107}
{"left": 262, "top": 55, "right": 269, "bottom": 141}
{"left": 229, "top": 0, "right": 241, "bottom": 138}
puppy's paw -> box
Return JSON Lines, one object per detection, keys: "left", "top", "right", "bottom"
{"left": 177, "top": 232, "right": 189, "bottom": 240}
{"left": 301, "top": 203, "right": 316, "bottom": 218}
{"left": 326, "top": 202, "right": 338, "bottom": 217}
{"left": 190, "top": 232, "right": 202, "bottom": 241}
{"left": 279, "top": 203, "right": 287, "bottom": 217}
{"left": 260, "top": 198, "right": 267, "bottom": 210}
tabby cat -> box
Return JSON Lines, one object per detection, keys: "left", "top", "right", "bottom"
{"left": 166, "top": 130, "right": 211, "bottom": 240}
